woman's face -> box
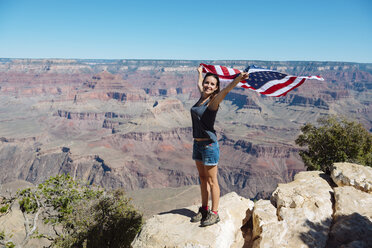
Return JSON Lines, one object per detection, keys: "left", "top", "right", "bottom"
{"left": 203, "top": 76, "right": 218, "bottom": 95}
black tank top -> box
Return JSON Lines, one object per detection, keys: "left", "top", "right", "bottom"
{"left": 190, "top": 98, "right": 218, "bottom": 142}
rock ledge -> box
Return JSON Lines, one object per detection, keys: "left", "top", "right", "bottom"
{"left": 131, "top": 192, "right": 254, "bottom": 248}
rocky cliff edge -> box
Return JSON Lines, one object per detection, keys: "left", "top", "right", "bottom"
{"left": 132, "top": 162, "right": 372, "bottom": 248}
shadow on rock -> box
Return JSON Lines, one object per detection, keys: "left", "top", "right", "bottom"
{"left": 318, "top": 172, "right": 338, "bottom": 188}
{"left": 241, "top": 216, "right": 253, "bottom": 248}
{"left": 158, "top": 208, "right": 195, "bottom": 218}
{"left": 326, "top": 213, "right": 372, "bottom": 248}
{"left": 299, "top": 213, "right": 372, "bottom": 248}
{"left": 299, "top": 218, "right": 332, "bottom": 248}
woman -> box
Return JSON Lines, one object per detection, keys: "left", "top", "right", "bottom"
{"left": 190, "top": 65, "right": 249, "bottom": 227}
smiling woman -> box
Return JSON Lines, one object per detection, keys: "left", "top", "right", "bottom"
{"left": 190, "top": 65, "right": 249, "bottom": 227}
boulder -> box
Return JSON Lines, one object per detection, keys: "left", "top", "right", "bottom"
{"left": 251, "top": 171, "right": 334, "bottom": 248}
{"left": 327, "top": 213, "right": 372, "bottom": 248}
{"left": 251, "top": 199, "right": 288, "bottom": 248}
{"left": 326, "top": 186, "right": 372, "bottom": 247}
{"left": 331, "top": 162, "right": 372, "bottom": 193}
{"left": 131, "top": 192, "right": 254, "bottom": 248}
{"left": 333, "top": 186, "right": 372, "bottom": 219}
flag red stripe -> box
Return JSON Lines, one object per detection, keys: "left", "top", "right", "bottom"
{"left": 221, "top": 66, "right": 229, "bottom": 76}
{"left": 259, "top": 77, "right": 297, "bottom": 95}
{"left": 276, "top": 78, "right": 306, "bottom": 97}
{"left": 201, "top": 64, "right": 239, "bottom": 79}
{"left": 241, "top": 84, "right": 255, "bottom": 90}
{"left": 201, "top": 64, "right": 217, "bottom": 74}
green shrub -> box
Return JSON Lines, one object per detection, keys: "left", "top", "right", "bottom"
{"left": 295, "top": 115, "right": 372, "bottom": 173}
{"left": 5, "top": 242, "right": 15, "bottom": 248}
{"left": 13, "top": 174, "right": 142, "bottom": 247}
{"left": 0, "top": 204, "right": 9, "bottom": 213}
{"left": 54, "top": 189, "right": 142, "bottom": 248}
{"left": 0, "top": 231, "right": 15, "bottom": 248}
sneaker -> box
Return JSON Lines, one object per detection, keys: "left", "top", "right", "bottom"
{"left": 200, "top": 210, "right": 220, "bottom": 227}
{"left": 191, "top": 207, "right": 208, "bottom": 223}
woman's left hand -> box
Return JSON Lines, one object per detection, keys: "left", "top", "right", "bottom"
{"left": 236, "top": 72, "right": 249, "bottom": 81}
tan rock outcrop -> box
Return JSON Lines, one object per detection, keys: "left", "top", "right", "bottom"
{"left": 131, "top": 192, "right": 254, "bottom": 248}
{"left": 331, "top": 162, "right": 372, "bottom": 193}
{"left": 131, "top": 163, "right": 372, "bottom": 248}
{"left": 333, "top": 186, "right": 372, "bottom": 219}
{"left": 251, "top": 171, "right": 334, "bottom": 248}
{"left": 327, "top": 186, "right": 372, "bottom": 247}
{"left": 251, "top": 199, "right": 288, "bottom": 248}
{"left": 245, "top": 163, "right": 372, "bottom": 248}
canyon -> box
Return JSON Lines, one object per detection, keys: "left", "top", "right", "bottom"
{"left": 0, "top": 58, "right": 371, "bottom": 205}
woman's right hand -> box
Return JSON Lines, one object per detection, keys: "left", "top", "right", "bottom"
{"left": 197, "top": 65, "right": 203, "bottom": 74}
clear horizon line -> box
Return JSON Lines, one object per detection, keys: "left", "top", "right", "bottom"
{"left": 1, "top": 57, "right": 371, "bottom": 65}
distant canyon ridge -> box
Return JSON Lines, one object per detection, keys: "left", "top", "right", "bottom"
{"left": 0, "top": 58, "right": 371, "bottom": 199}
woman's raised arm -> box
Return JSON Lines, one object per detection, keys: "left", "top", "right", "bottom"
{"left": 197, "top": 65, "right": 204, "bottom": 93}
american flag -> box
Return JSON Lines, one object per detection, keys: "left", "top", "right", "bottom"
{"left": 200, "top": 63, "right": 324, "bottom": 97}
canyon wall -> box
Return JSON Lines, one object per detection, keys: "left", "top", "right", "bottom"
{"left": 0, "top": 58, "right": 371, "bottom": 200}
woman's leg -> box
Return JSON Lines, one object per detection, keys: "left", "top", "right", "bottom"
{"left": 204, "top": 165, "right": 220, "bottom": 212}
{"left": 195, "top": 160, "right": 210, "bottom": 207}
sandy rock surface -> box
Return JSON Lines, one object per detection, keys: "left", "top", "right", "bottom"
{"left": 251, "top": 199, "right": 288, "bottom": 248}
{"left": 251, "top": 171, "right": 334, "bottom": 248}
{"left": 333, "top": 186, "right": 372, "bottom": 219}
{"left": 132, "top": 163, "right": 372, "bottom": 248}
{"left": 327, "top": 186, "right": 372, "bottom": 247}
{"left": 331, "top": 162, "right": 372, "bottom": 193}
{"left": 246, "top": 163, "right": 372, "bottom": 248}
{"left": 131, "top": 192, "right": 254, "bottom": 248}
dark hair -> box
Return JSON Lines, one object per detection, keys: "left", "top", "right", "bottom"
{"left": 203, "top": 72, "right": 220, "bottom": 98}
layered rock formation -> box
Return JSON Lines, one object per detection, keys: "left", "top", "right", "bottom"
{"left": 0, "top": 58, "right": 371, "bottom": 203}
{"left": 133, "top": 162, "right": 372, "bottom": 248}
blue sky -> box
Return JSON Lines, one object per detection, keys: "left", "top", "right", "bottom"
{"left": 0, "top": 0, "right": 371, "bottom": 62}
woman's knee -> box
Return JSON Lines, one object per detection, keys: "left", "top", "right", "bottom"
{"left": 207, "top": 176, "right": 218, "bottom": 187}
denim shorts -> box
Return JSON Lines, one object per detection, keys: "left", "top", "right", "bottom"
{"left": 192, "top": 140, "right": 220, "bottom": 166}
